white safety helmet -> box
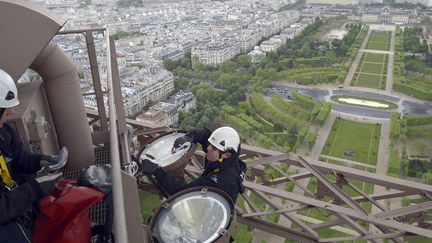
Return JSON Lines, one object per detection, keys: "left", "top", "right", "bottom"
{"left": 208, "top": 126, "right": 240, "bottom": 153}
{"left": 0, "top": 69, "right": 19, "bottom": 108}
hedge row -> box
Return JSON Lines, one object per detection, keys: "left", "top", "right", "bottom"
{"left": 224, "top": 114, "right": 254, "bottom": 137}
{"left": 278, "top": 67, "right": 337, "bottom": 75}
{"left": 270, "top": 95, "right": 311, "bottom": 121}
{"left": 297, "top": 126, "right": 309, "bottom": 144}
{"left": 238, "top": 113, "right": 264, "bottom": 131}
{"left": 249, "top": 93, "right": 304, "bottom": 131}
{"left": 393, "top": 82, "right": 432, "bottom": 101}
{"left": 315, "top": 102, "right": 331, "bottom": 125}
{"left": 292, "top": 91, "right": 316, "bottom": 111}
{"left": 221, "top": 104, "right": 237, "bottom": 115}
{"left": 406, "top": 113, "right": 432, "bottom": 126}
{"left": 311, "top": 102, "right": 322, "bottom": 117}
{"left": 407, "top": 126, "right": 432, "bottom": 138}
{"left": 292, "top": 92, "right": 331, "bottom": 125}
{"left": 305, "top": 131, "right": 316, "bottom": 150}
{"left": 390, "top": 112, "right": 401, "bottom": 139}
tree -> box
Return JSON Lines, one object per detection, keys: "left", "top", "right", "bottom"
{"left": 421, "top": 16, "right": 431, "bottom": 24}
{"left": 163, "top": 59, "right": 177, "bottom": 71}
{"left": 180, "top": 57, "right": 191, "bottom": 69}
{"left": 238, "top": 101, "right": 252, "bottom": 114}
{"left": 174, "top": 78, "right": 189, "bottom": 91}
{"left": 220, "top": 60, "right": 237, "bottom": 73}
{"left": 237, "top": 54, "right": 252, "bottom": 68}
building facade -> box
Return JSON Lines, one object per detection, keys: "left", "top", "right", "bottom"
{"left": 350, "top": 5, "right": 420, "bottom": 24}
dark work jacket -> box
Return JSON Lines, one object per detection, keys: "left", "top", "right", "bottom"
{"left": 153, "top": 127, "right": 245, "bottom": 203}
{"left": 0, "top": 124, "right": 44, "bottom": 226}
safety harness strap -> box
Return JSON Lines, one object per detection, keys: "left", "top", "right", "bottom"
{"left": 0, "top": 151, "right": 15, "bottom": 188}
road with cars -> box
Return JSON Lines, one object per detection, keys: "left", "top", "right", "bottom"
{"left": 267, "top": 84, "right": 432, "bottom": 118}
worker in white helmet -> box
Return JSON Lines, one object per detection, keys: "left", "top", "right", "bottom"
{"left": 0, "top": 69, "right": 67, "bottom": 242}
{"left": 140, "top": 126, "right": 246, "bottom": 203}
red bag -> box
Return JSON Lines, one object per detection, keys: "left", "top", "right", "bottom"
{"left": 32, "top": 179, "right": 105, "bottom": 243}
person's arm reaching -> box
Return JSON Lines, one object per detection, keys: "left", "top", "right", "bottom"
{"left": 172, "top": 127, "right": 212, "bottom": 153}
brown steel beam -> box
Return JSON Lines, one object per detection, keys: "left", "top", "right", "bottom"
{"left": 296, "top": 157, "right": 368, "bottom": 216}
{"left": 109, "top": 36, "right": 130, "bottom": 165}
{"left": 318, "top": 232, "right": 407, "bottom": 242}
{"left": 345, "top": 178, "right": 386, "bottom": 211}
{"left": 240, "top": 193, "right": 264, "bottom": 217}
{"left": 237, "top": 216, "right": 318, "bottom": 243}
{"left": 84, "top": 30, "right": 108, "bottom": 133}
{"left": 243, "top": 181, "right": 432, "bottom": 238}
{"left": 374, "top": 201, "right": 432, "bottom": 219}
{"left": 241, "top": 204, "right": 310, "bottom": 218}
{"left": 311, "top": 218, "right": 345, "bottom": 230}
{"left": 351, "top": 190, "right": 412, "bottom": 203}
{"left": 335, "top": 214, "right": 379, "bottom": 243}
{"left": 250, "top": 189, "right": 319, "bottom": 237}
{"left": 268, "top": 164, "right": 314, "bottom": 196}
{"left": 265, "top": 172, "right": 314, "bottom": 186}
{"left": 57, "top": 27, "right": 106, "bottom": 34}
{"left": 246, "top": 153, "right": 292, "bottom": 167}
{"left": 243, "top": 149, "right": 432, "bottom": 195}
{"left": 134, "top": 127, "right": 172, "bottom": 137}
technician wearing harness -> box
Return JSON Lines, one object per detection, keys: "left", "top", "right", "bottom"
{"left": 140, "top": 126, "right": 246, "bottom": 202}
{"left": 0, "top": 69, "right": 67, "bottom": 243}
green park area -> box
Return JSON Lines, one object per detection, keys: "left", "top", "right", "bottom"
{"left": 366, "top": 31, "right": 391, "bottom": 51}
{"left": 392, "top": 26, "right": 432, "bottom": 100}
{"left": 321, "top": 118, "right": 380, "bottom": 165}
{"left": 389, "top": 113, "right": 432, "bottom": 179}
{"left": 352, "top": 52, "right": 387, "bottom": 89}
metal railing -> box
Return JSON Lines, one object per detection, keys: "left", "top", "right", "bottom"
{"left": 106, "top": 29, "right": 129, "bottom": 243}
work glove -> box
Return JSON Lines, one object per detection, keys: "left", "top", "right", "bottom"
{"left": 36, "top": 172, "right": 62, "bottom": 195}
{"left": 40, "top": 147, "right": 68, "bottom": 172}
{"left": 172, "top": 134, "right": 193, "bottom": 153}
{"left": 139, "top": 158, "right": 159, "bottom": 175}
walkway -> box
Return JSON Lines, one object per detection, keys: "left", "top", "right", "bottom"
{"left": 343, "top": 29, "right": 371, "bottom": 87}
{"left": 385, "top": 30, "right": 396, "bottom": 93}
{"left": 362, "top": 49, "right": 394, "bottom": 55}
{"left": 320, "top": 155, "right": 377, "bottom": 170}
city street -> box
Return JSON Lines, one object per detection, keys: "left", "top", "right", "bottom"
{"left": 268, "top": 84, "right": 432, "bottom": 118}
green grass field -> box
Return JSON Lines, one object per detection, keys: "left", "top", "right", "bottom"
{"left": 364, "top": 53, "right": 385, "bottom": 63}
{"left": 361, "top": 62, "right": 384, "bottom": 74}
{"left": 367, "top": 42, "right": 388, "bottom": 51}
{"left": 321, "top": 118, "right": 381, "bottom": 165}
{"left": 367, "top": 31, "right": 390, "bottom": 51}
{"left": 352, "top": 53, "right": 387, "bottom": 89}
{"left": 355, "top": 73, "right": 384, "bottom": 89}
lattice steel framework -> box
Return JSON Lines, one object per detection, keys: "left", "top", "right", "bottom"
{"left": 182, "top": 144, "right": 432, "bottom": 242}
